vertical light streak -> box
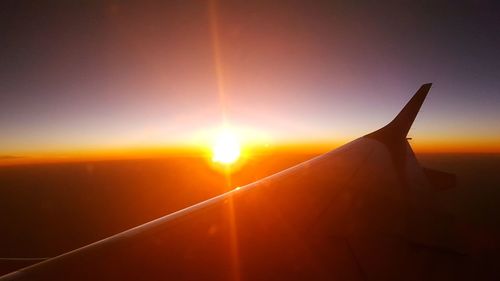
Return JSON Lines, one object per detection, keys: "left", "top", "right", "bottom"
{"left": 224, "top": 165, "right": 241, "bottom": 281}
{"left": 209, "top": 0, "right": 228, "bottom": 125}
{"left": 208, "top": 1, "right": 240, "bottom": 280}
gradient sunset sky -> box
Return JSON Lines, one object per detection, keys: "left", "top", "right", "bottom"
{"left": 1, "top": 1, "right": 499, "bottom": 161}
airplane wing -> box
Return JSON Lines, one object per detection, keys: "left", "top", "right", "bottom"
{"left": 1, "top": 84, "right": 495, "bottom": 280}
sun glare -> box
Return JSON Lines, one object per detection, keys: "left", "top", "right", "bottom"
{"left": 212, "top": 129, "right": 241, "bottom": 164}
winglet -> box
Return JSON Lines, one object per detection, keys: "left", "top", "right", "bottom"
{"left": 366, "top": 83, "right": 432, "bottom": 141}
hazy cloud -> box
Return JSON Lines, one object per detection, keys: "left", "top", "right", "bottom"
{"left": 0, "top": 155, "right": 24, "bottom": 160}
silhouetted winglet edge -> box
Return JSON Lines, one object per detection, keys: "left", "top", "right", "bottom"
{"left": 365, "top": 83, "right": 432, "bottom": 142}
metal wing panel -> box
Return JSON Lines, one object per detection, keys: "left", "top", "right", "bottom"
{"left": 0, "top": 138, "right": 393, "bottom": 281}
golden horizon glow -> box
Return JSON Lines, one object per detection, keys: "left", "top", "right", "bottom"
{"left": 211, "top": 128, "right": 241, "bottom": 165}
{"left": 1, "top": 137, "right": 500, "bottom": 167}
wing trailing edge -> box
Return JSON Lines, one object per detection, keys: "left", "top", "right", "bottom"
{"left": 423, "top": 167, "right": 457, "bottom": 190}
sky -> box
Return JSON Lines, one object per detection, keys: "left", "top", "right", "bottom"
{"left": 1, "top": 0, "right": 499, "bottom": 161}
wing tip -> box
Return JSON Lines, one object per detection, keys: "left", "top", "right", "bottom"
{"left": 422, "top": 82, "right": 433, "bottom": 89}
{"left": 366, "top": 83, "right": 432, "bottom": 142}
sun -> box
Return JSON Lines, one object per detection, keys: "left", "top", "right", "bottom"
{"left": 212, "top": 129, "right": 241, "bottom": 165}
